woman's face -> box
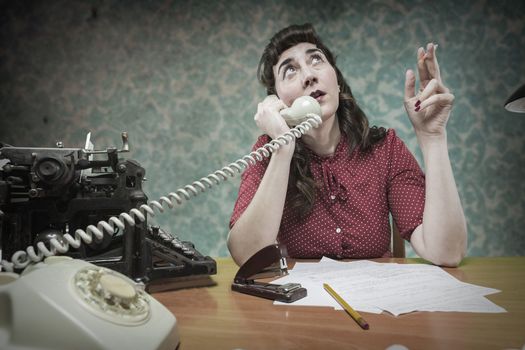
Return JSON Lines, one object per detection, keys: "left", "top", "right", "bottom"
{"left": 272, "top": 42, "right": 339, "bottom": 121}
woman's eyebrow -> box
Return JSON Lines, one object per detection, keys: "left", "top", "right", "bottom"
{"left": 277, "top": 57, "right": 293, "bottom": 76}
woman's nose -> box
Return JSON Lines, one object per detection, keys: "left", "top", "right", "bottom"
{"left": 301, "top": 67, "right": 317, "bottom": 88}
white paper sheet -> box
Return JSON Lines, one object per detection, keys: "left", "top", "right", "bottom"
{"left": 273, "top": 259, "right": 506, "bottom": 316}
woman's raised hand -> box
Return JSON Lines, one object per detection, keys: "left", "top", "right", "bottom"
{"left": 404, "top": 43, "right": 455, "bottom": 139}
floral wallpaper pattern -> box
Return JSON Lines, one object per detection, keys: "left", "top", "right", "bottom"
{"left": 1, "top": 0, "right": 524, "bottom": 258}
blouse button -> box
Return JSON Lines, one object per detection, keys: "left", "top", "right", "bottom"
{"left": 335, "top": 228, "right": 342, "bottom": 234}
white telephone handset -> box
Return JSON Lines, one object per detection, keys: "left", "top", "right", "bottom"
{"left": 280, "top": 95, "right": 323, "bottom": 126}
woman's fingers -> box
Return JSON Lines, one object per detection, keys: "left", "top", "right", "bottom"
{"left": 419, "top": 79, "right": 440, "bottom": 100}
{"left": 255, "top": 95, "right": 285, "bottom": 118}
{"left": 417, "top": 92, "right": 454, "bottom": 112}
{"left": 254, "top": 95, "right": 290, "bottom": 137}
{"left": 404, "top": 69, "right": 416, "bottom": 101}
{"left": 417, "top": 47, "right": 430, "bottom": 85}
{"left": 424, "top": 43, "right": 442, "bottom": 83}
{"left": 411, "top": 78, "right": 451, "bottom": 110}
{"left": 417, "top": 43, "right": 443, "bottom": 91}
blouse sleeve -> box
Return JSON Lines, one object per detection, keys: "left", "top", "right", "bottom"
{"left": 386, "top": 129, "right": 425, "bottom": 240}
{"left": 229, "top": 135, "right": 271, "bottom": 228}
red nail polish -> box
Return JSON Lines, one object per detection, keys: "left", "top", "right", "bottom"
{"left": 415, "top": 106, "right": 420, "bottom": 112}
{"left": 415, "top": 100, "right": 421, "bottom": 107}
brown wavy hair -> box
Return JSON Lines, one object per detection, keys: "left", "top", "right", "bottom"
{"left": 257, "top": 23, "right": 386, "bottom": 216}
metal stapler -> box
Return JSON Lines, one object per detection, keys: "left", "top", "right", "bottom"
{"left": 231, "top": 244, "right": 307, "bottom": 303}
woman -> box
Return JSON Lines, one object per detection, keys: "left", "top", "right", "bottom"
{"left": 227, "top": 23, "right": 467, "bottom": 267}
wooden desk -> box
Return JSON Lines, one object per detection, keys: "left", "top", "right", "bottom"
{"left": 153, "top": 257, "right": 525, "bottom": 350}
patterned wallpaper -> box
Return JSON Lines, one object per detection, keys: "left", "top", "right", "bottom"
{"left": 1, "top": 0, "right": 524, "bottom": 258}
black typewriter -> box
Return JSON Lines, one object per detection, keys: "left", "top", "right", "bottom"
{"left": 0, "top": 132, "right": 216, "bottom": 286}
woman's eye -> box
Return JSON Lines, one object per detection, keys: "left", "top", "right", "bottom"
{"left": 283, "top": 66, "right": 296, "bottom": 78}
{"left": 311, "top": 54, "right": 323, "bottom": 65}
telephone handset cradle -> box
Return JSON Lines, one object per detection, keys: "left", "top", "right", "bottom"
{"left": 0, "top": 257, "right": 179, "bottom": 350}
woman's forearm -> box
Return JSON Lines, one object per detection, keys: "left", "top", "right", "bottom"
{"left": 227, "top": 141, "right": 295, "bottom": 266}
{"left": 410, "top": 133, "right": 467, "bottom": 267}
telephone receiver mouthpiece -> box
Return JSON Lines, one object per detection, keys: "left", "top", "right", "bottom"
{"left": 280, "top": 95, "right": 322, "bottom": 126}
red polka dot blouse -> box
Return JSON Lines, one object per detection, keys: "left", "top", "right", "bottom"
{"left": 230, "top": 129, "right": 425, "bottom": 259}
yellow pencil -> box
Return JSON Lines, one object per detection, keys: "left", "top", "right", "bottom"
{"left": 323, "top": 283, "right": 370, "bottom": 330}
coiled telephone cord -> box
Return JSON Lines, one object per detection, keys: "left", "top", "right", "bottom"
{"left": 0, "top": 114, "right": 322, "bottom": 272}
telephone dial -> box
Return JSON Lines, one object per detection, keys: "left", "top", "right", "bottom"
{"left": 0, "top": 95, "right": 321, "bottom": 350}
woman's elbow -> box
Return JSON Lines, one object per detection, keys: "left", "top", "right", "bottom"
{"left": 434, "top": 254, "right": 463, "bottom": 267}
{"left": 436, "top": 227, "right": 468, "bottom": 267}
{"left": 432, "top": 245, "right": 467, "bottom": 267}
{"left": 226, "top": 230, "right": 242, "bottom": 266}
{"left": 227, "top": 229, "right": 252, "bottom": 267}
